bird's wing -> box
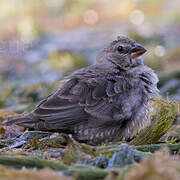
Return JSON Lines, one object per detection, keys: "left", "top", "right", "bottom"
{"left": 32, "top": 72, "right": 135, "bottom": 129}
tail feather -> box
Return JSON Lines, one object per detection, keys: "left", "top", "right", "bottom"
{"left": 4, "top": 116, "right": 35, "bottom": 126}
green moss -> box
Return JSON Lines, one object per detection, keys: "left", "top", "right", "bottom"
{"left": 131, "top": 98, "right": 179, "bottom": 145}
{"left": 61, "top": 138, "right": 95, "bottom": 165}
{"left": 134, "top": 143, "right": 180, "bottom": 154}
{"left": 0, "top": 156, "right": 67, "bottom": 170}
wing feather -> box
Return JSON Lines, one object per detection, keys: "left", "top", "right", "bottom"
{"left": 19, "top": 72, "right": 135, "bottom": 130}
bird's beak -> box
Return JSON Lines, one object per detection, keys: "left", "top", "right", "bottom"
{"left": 131, "top": 43, "right": 147, "bottom": 59}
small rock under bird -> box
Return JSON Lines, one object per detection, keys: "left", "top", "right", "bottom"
{"left": 5, "top": 35, "right": 159, "bottom": 145}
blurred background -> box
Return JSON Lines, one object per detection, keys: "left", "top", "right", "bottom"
{"left": 0, "top": 0, "right": 180, "bottom": 112}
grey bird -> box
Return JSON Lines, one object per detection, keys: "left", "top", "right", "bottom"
{"left": 5, "top": 36, "right": 159, "bottom": 145}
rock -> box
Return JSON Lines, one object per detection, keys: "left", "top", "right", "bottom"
{"left": 107, "top": 144, "right": 135, "bottom": 168}
{"left": 92, "top": 154, "right": 109, "bottom": 168}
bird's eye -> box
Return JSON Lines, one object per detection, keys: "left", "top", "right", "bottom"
{"left": 117, "top": 46, "right": 123, "bottom": 52}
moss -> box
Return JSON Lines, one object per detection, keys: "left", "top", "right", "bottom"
{"left": 61, "top": 138, "right": 95, "bottom": 165}
{"left": 0, "top": 156, "right": 67, "bottom": 171}
{"left": 66, "top": 165, "right": 108, "bottom": 180}
{"left": 131, "top": 98, "right": 179, "bottom": 145}
{"left": 134, "top": 143, "right": 180, "bottom": 154}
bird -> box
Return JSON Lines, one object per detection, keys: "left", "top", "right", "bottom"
{"left": 5, "top": 35, "right": 159, "bottom": 145}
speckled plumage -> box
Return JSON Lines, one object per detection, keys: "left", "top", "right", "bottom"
{"left": 5, "top": 36, "right": 159, "bottom": 145}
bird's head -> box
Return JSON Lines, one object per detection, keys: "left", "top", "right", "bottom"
{"left": 96, "top": 35, "right": 147, "bottom": 70}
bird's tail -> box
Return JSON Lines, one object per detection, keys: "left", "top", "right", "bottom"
{"left": 4, "top": 116, "right": 36, "bottom": 128}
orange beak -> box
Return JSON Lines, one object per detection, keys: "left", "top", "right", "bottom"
{"left": 131, "top": 43, "right": 147, "bottom": 59}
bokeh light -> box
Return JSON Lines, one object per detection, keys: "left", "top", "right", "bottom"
{"left": 83, "top": 9, "right": 99, "bottom": 25}
{"left": 154, "top": 46, "right": 165, "bottom": 57}
{"left": 130, "top": 10, "right": 144, "bottom": 25}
